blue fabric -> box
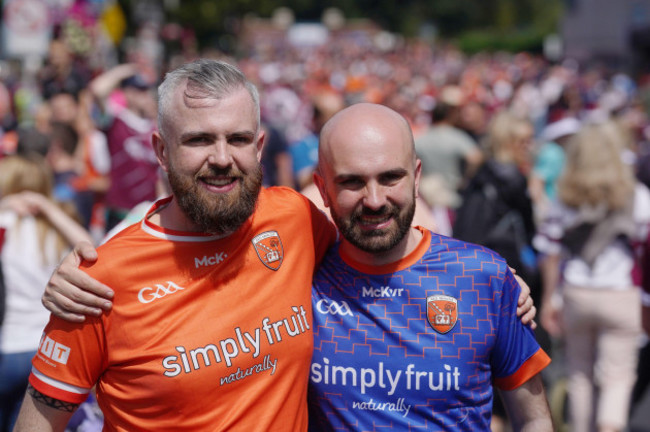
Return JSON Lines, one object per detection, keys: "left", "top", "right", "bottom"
{"left": 309, "top": 234, "right": 544, "bottom": 430}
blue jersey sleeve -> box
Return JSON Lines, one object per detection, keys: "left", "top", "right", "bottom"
{"left": 490, "top": 269, "right": 550, "bottom": 389}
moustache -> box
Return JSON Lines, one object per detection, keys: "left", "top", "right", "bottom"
{"left": 353, "top": 204, "right": 398, "bottom": 219}
{"left": 196, "top": 166, "right": 244, "bottom": 179}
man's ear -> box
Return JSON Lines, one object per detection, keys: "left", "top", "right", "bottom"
{"left": 152, "top": 132, "right": 168, "bottom": 173}
{"left": 313, "top": 170, "right": 331, "bottom": 208}
{"left": 414, "top": 158, "right": 422, "bottom": 199}
{"left": 255, "top": 129, "right": 266, "bottom": 163}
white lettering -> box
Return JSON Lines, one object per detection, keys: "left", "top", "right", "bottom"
{"left": 311, "top": 359, "right": 462, "bottom": 396}
{"left": 38, "top": 337, "right": 71, "bottom": 365}
{"left": 162, "top": 356, "right": 181, "bottom": 377}
{"left": 138, "top": 281, "right": 185, "bottom": 304}
{"left": 242, "top": 328, "right": 261, "bottom": 357}
{"left": 311, "top": 362, "right": 323, "bottom": 383}
{"left": 194, "top": 252, "right": 227, "bottom": 268}
{"left": 219, "top": 355, "right": 278, "bottom": 385}
{"left": 332, "top": 366, "right": 357, "bottom": 387}
{"left": 220, "top": 338, "right": 239, "bottom": 367}
{"left": 161, "top": 305, "right": 309, "bottom": 377}
{"left": 315, "top": 299, "right": 353, "bottom": 316}
{"left": 40, "top": 336, "right": 55, "bottom": 357}
{"left": 51, "top": 343, "right": 71, "bottom": 364}
{"left": 385, "top": 368, "right": 402, "bottom": 396}
{"left": 360, "top": 368, "right": 375, "bottom": 394}
{"left": 190, "top": 344, "right": 221, "bottom": 369}
{"left": 352, "top": 397, "right": 412, "bottom": 418}
{"left": 361, "top": 286, "right": 404, "bottom": 298}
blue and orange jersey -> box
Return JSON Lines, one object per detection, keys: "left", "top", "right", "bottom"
{"left": 309, "top": 227, "right": 550, "bottom": 431}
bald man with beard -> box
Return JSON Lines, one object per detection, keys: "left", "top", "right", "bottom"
{"left": 308, "top": 103, "right": 552, "bottom": 431}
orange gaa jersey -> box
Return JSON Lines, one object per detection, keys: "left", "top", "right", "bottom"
{"left": 30, "top": 187, "right": 336, "bottom": 431}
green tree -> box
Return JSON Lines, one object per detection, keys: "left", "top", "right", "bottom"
{"left": 140, "top": 0, "right": 562, "bottom": 53}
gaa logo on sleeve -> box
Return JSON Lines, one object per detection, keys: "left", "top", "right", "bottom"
{"left": 427, "top": 295, "right": 458, "bottom": 334}
{"left": 252, "top": 231, "right": 284, "bottom": 271}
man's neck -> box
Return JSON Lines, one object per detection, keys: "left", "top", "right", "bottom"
{"left": 339, "top": 226, "right": 424, "bottom": 267}
{"left": 148, "top": 196, "right": 226, "bottom": 235}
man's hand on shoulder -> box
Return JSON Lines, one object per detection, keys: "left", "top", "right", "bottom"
{"left": 511, "top": 268, "right": 537, "bottom": 329}
{"left": 43, "top": 241, "right": 114, "bottom": 322}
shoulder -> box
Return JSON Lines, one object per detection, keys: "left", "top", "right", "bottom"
{"left": 258, "top": 186, "right": 312, "bottom": 211}
{"left": 257, "top": 187, "right": 330, "bottom": 228}
{"left": 86, "top": 223, "right": 149, "bottom": 270}
{"left": 431, "top": 233, "right": 509, "bottom": 273}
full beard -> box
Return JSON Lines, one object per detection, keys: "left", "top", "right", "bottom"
{"left": 331, "top": 196, "right": 416, "bottom": 254}
{"left": 168, "top": 163, "right": 263, "bottom": 235}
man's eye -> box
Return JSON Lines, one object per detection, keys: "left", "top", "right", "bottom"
{"left": 230, "top": 136, "right": 252, "bottom": 145}
{"left": 340, "top": 179, "right": 363, "bottom": 188}
{"left": 186, "top": 137, "right": 208, "bottom": 145}
{"left": 381, "top": 175, "right": 402, "bottom": 185}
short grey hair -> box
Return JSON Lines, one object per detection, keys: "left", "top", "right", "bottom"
{"left": 157, "top": 59, "right": 260, "bottom": 139}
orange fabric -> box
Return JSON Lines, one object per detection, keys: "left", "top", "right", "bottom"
{"left": 31, "top": 187, "right": 336, "bottom": 431}
{"left": 493, "top": 348, "right": 552, "bottom": 390}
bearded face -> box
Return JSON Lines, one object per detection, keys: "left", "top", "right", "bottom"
{"left": 329, "top": 193, "right": 416, "bottom": 253}
{"left": 167, "top": 159, "right": 263, "bottom": 235}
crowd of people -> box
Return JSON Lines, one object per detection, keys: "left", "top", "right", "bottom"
{"left": 0, "top": 16, "right": 648, "bottom": 432}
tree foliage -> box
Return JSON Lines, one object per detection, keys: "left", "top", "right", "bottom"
{"left": 132, "top": 0, "right": 562, "bottom": 52}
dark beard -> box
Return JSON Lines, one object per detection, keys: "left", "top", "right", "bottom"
{"left": 168, "top": 163, "right": 263, "bottom": 235}
{"left": 331, "top": 196, "right": 416, "bottom": 253}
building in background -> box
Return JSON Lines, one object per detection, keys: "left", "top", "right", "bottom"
{"left": 561, "top": 0, "right": 650, "bottom": 72}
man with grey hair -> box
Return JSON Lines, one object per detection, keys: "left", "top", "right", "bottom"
{"left": 14, "top": 59, "right": 337, "bottom": 431}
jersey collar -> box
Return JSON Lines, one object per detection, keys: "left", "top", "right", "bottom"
{"left": 339, "top": 226, "right": 432, "bottom": 275}
{"left": 141, "top": 196, "right": 237, "bottom": 242}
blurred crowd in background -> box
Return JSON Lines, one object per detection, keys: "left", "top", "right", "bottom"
{"left": 1, "top": 1, "right": 650, "bottom": 431}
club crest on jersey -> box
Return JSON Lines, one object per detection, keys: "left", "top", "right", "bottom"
{"left": 427, "top": 295, "right": 458, "bottom": 334}
{"left": 252, "top": 231, "right": 284, "bottom": 271}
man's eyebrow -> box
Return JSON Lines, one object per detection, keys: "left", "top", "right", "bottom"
{"left": 380, "top": 168, "right": 408, "bottom": 178}
{"left": 179, "top": 131, "right": 216, "bottom": 141}
{"left": 333, "top": 168, "right": 408, "bottom": 183}
{"left": 227, "top": 131, "right": 256, "bottom": 140}
{"left": 333, "top": 173, "right": 362, "bottom": 183}
{"left": 178, "top": 130, "right": 257, "bottom": 141}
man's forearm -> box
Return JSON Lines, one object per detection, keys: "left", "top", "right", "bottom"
{"left": 13, "top": 384, "right": 79, "bottom": 432}
{"left": 500, "top": 374, "right": 553, "bottom": 432}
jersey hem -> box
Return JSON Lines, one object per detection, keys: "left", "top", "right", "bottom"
{"left": 29, "top": 371, "right": 90, "bottom": 404}
{"left": 493, "top": 348, "right": 551, "bottom": 390}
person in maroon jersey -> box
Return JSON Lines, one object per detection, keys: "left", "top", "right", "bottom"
{"left": 88, "top": 64, "right": 159, "bottom": 232}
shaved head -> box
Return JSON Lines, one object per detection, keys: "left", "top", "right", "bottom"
{"left": 318, "top": 103, "right": 416, "bottom": 177}
{"left": 315, "top": 103, "right": 421, "bottom": 258}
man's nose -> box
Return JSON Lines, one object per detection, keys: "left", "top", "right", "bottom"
{"left": 362, "top": 183, "right": 387, "bottom": 210}
{"left": 207, "top": 141, "right": 232, "bottom": 168}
